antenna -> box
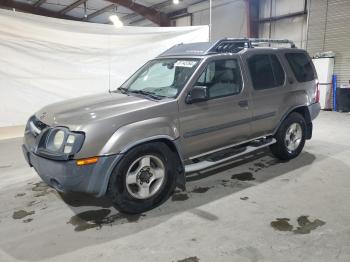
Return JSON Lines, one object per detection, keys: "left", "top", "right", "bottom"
{"left": 108, "top": 26, "right": 111, "bottom": 93}
{"left": 209, "top": 0, "right": 212, "bottom": 41}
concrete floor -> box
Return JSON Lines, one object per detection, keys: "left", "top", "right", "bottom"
{"left": 0, "top": 111, "right": 349, "bottom": 262}
{"left": 0, "top": 125, "right": 24, "bottom": 140}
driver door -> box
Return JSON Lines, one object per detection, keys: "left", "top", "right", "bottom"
{"left": 178, "top": 57, "right": 253, "bottom": 159}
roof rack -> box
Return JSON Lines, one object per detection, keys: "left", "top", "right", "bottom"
{"left": 157, "top": 38, "right": 297, "bottom": 57}
{"left": 249, "top": 38, "right": 296, "bottom": 48}
{"left": 208, "top": 38, "right": 296, "bottom": 54}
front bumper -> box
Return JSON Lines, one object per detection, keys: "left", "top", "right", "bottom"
{"left": 22, "top": 144, "right": 121, "bottom": 197}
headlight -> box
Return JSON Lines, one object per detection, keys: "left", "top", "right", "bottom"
{"left": 39, "top": 127, "right": 85, "bottom": 159}
{"left": 53, "top": 130, "right": 65, "bottom": 150}
{"left": 46, "top": 129, "right": 66, "bottom": 151}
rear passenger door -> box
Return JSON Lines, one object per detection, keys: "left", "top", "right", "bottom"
{"left": 243, "top": 52, "right": 293, "bottom": 137}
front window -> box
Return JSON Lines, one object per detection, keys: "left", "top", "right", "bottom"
{"left": 195, "top": 59, "right": 242, "bottom": 99}
{"left": 118, "top": 58, "right": 200, "bottom": 99}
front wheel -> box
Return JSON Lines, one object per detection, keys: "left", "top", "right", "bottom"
{"left": 107, "top": 142, "right": 177, "bottom": 214}
{"left": 270, "top": 112, "right": 306, "bottom": 160}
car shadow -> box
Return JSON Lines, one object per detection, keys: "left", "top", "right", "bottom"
{"left": 60, "top": 192, "right": 113, "bottom": 208}
{"left": 59, "top": 149, "right": 316, "bottom": 227}
{"left": 5, "top": 147, "right": 316, "bottom": 261}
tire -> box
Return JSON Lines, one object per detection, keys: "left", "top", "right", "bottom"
{"left": 270, "top": 112, "right": 306, "bottom": 160}
{"left": 107, "top": 142, "right": 177, "bottom": 214}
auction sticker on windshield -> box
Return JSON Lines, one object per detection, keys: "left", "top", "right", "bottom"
{"left": 174, "top": 60, "right": 197, "bottom": 68}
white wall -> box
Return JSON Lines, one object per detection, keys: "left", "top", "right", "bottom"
{"left": 190, "top": 0, "right": 247, "bottom": 41}
{"left": 172, "top": 15, "right": 192, "bottom": 27}
{"left": 127, "top": 0, "right": 247, "bottom": 41}
{"left": 0, "top": 10, "right": 209, "bottom": 126}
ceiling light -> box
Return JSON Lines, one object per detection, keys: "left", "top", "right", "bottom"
{"left": 173, "top": 0, "right": 180, "bottom": 5}
{"left": 109, "top": 14, "right": 124, "bottom": 28}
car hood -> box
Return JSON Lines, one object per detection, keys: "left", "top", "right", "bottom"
{"left": 35, "top": 92, "right": 159, "bottom": 128}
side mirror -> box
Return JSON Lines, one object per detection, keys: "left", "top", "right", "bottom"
{"left": 186, "top": 86, "right": 209, "bottom": 104}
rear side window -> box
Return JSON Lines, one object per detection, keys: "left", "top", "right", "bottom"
{"left": 285, "top": 52, "right": 315, "bottom": 82}
{"left": 270, "top": 55, "right": 285, "bottom": 86}
{"left": 248, "top": 54, "right": 285, "bottom": 90}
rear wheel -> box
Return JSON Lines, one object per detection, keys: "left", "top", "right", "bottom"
{"left": 107, "top": 142, "right": 177, "bottom": 214}
{"left": 270, "top": 112, "right": 306, "bottom": 160}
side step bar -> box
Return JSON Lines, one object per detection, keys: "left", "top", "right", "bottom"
{"left": 184, "top": 138, "right": 276, "bottom": 173}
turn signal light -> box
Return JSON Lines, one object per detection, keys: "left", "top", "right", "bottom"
{"left": 76, "top": 157, "right": 99, "bottom": 166}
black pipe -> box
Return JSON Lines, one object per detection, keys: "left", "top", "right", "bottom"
{"left": 259, "top": 10, "right": 307, "bottom": 23}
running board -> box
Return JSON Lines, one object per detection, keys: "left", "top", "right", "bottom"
{"left": 184, "top": 138, "right": 276, "bottom": 173}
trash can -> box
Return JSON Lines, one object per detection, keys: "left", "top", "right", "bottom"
{"left": 336, "top": 87, "right": 350, "bottom": 112}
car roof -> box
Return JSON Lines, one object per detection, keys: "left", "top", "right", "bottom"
{"left": 158, "top": 38, "right": 300, "bottom": 58}
{"left": 158, "top": 42, "right": 214, "bottom": 57}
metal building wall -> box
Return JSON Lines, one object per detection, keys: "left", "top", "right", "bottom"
{"left": 307, "top": 0, "right": 350, "bottom": 86}
{"left": 260, "top": 0, "right": 350, "bottom": 87}
{"left": 259, "top": 0, "right": 307, "bottom": 48}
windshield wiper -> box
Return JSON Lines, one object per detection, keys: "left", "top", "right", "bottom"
{"left": 127, "top": 90, "right": 166, "bottom": 100}
{"left": 115, "top": 87, "right": 166, "bottom": 100}
{"left": 116, "top": 87, "right": 128, "bottom": 94}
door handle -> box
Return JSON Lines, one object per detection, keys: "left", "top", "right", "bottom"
{"left": 238, "top": 100, "right": 248, "bottom": 108}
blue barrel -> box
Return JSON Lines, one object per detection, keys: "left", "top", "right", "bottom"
{"left": 332, "top": 75, "right": 337, "bottom": 111}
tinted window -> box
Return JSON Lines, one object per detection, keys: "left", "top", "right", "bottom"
{"left": 196, "top": 59, "right": 242, "bottom": 99}
{"left": 271, "top": 55, "right": 285, "bottom": 86}
{"left": 285, "top": 52, "right": 315, "bottom": 82}
{"left": 248, "top": 54, "right": 285, "bottom": 90}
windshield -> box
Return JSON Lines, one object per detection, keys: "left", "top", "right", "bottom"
{"left": 118, "top": 58, "right": 200, "bottom": 99}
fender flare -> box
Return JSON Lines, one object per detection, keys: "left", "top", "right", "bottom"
{"left": 97, "top": 135, "right": 185, "bottom": 197}
{"left": 272, "top": 105, "right": 313, "bottom": 138}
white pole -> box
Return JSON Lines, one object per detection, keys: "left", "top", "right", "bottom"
{"left": 209, "top": 0, "right": 212, "bottom": 41}
{"left": 305, "top": 0, "right": 311, "bottom": 50}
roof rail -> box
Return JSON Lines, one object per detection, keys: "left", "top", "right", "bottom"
{"left": 207, "top": 38, "right": 296, "bottom": 54}
{"left": 249, "top": 38, "right": 296, "bottom": 48}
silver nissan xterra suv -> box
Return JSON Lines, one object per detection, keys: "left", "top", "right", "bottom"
{"left": 23, "top": 38, "right": 321, "bottom": 213}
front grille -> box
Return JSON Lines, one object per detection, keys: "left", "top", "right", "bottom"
{"left": 24, "top": 116, "right": 51, "bottom": 152}
{"left": 26, "top": 115, "right": 49, "bottom": 138}
{"left": 32, "top": 117, "right": 48, "bottom": 130}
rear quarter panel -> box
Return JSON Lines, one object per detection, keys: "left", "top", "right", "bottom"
{"left": 274, "top": 49, "right": 318, "bottom": 130}
{"left": 279, "top": 49, "right": 318, "bottom": 106}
